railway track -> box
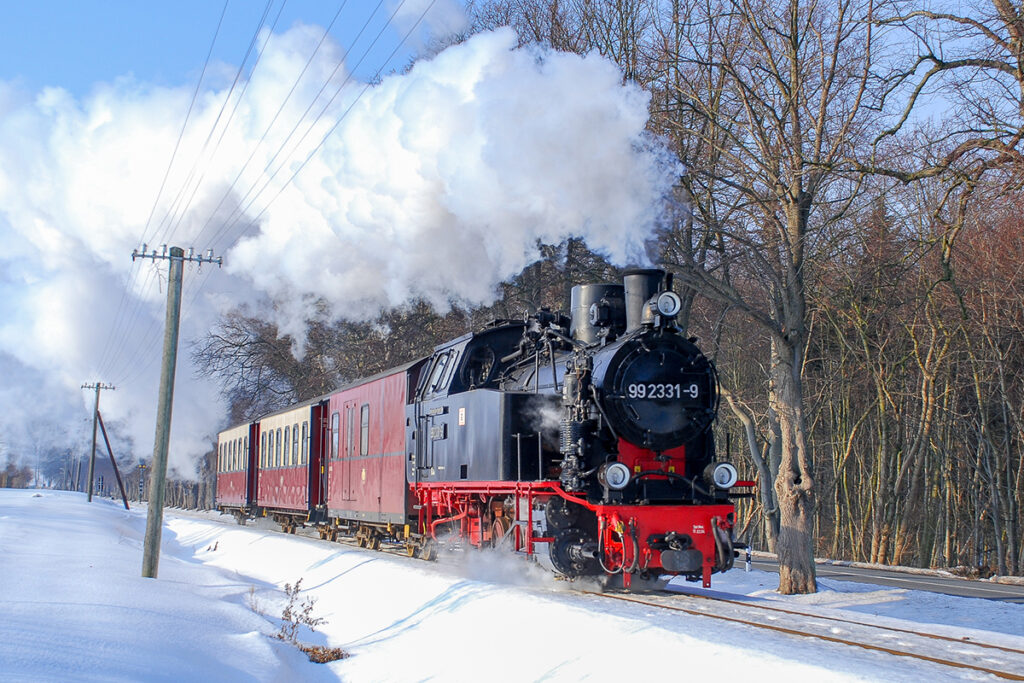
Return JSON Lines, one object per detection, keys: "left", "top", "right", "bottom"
{"left": 587, "top": 588, "right": 1024, "bottom": 680}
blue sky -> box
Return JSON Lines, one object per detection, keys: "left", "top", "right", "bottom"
{"left": 0, "top": 0, "right": 425, "bottom": 96}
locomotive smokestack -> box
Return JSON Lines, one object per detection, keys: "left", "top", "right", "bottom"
{"left": 622, "top": 268, "right": 665, "bottom": 332}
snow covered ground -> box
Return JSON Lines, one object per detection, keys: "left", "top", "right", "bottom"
{"left": 2, "top": 489, "right": 1022, "bottom": 682}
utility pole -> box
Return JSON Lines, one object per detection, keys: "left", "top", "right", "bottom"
{"left": 135, "top": 244, "right": 221, "bottom": 579}
{"left": 82, "top": 382, "right": 115, "bottom": 501}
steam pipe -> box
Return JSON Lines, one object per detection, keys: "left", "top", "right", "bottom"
{"left": 430, "top": 508, "right": 468, "bottom": 540}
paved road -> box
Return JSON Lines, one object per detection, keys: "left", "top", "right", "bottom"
{"left": 748, "top": 558, "right": 1024, "bottom": 603}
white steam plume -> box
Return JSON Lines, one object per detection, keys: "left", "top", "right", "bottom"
{"left": 0, "top": 26, "right": 676, "bottom": 476}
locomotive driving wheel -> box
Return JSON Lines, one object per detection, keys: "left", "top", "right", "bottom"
{"left": 490, "top": 516, "right": 510, "bottom": 548}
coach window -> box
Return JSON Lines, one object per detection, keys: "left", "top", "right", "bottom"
{"left": 346, "top": 406, "right": 355, "bottom": 457}
{"left": 243, "top": 437, "right": 248, "bottom": 468}
{"left": 261, "top": 433, "right": 267, "bottom": 468}
{"left": 275, "top": 427, "right": 282, "bottom": 467}
{"left": 292, "top": 423, "right": 299, "bottom": 466}
{"left": 235, "top": 439, "right": 241, "bottom": 471}
{"left": 232, "top": 440, "right": 237, "bottom": 472}
{"left": 360, "top": 404, "right": 370, "bottom": 456}
{"left": 268, "top": 430, "right": 275, "bottom": 468}
{"left": 301, "top": 422, "right": 308, "bottom": 464}
{"left": 331, "top": 412, "right": 340, "bottom": 460}
{"left": 284, "top": 425, "right": 291, "bottom": 466}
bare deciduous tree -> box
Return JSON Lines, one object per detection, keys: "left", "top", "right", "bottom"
{"left": 651, "top": 0, "right": 880, "bottom": 593}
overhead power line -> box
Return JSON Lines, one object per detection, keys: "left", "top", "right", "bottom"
{"left": 96, "top": 0, "right": 232, "bottom": 380}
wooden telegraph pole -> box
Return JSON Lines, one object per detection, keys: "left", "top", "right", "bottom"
{"left": 82, "top": 382, "right": 115, "bottom": 501}
{"left": 134, "top": 245, "right": 221, "bottom": 579}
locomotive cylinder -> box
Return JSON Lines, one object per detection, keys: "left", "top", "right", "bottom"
{"left": 623, "top": 268, "right": 665, "bottom": 332}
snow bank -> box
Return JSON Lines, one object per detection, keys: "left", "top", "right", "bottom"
{"left": 2, "top": 489, "right": 1021, "bottom": 682}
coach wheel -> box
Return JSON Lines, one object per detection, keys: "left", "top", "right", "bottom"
{"left": 405, "top": 541, "right": 418, "bottom": 557}
{"left": 490, "top": 517, "right": 510, "bottom": 548}
{"left": 421, "top": 541, "right": 437, "bottom": 562}
{"left": 328, "top": 528, "right": 338, "bottom": 542}
{"left": 368, "top": 532, "right": 381, "bottom": 551}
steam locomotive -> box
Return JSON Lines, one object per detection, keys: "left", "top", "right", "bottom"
{"left": 216, "top": 268, "right": 750, "bottom": 588}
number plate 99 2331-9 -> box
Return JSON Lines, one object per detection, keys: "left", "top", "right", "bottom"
{"left": 624, "top": 382, "right": 700, "bottom": 400}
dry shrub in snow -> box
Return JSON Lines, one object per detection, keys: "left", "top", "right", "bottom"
{"left": 275, "top": 578, "right": 348, "bottom": 663}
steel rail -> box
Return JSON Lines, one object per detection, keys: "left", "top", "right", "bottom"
{"left": 587, "top": 591, "right": 1024, "bottom": 681}
{"left": 666, "top": 588, "right": 1024, "bottom": 657}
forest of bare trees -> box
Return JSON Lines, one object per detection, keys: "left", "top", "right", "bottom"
{"left": 189, "top": 0, "right": 1024, "bottom": 588}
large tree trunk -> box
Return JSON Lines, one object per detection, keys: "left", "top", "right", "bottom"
{"left": 771, "top": 337, "right": 818, "bottom": 594}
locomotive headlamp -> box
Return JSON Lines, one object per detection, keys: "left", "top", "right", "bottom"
{"left": 709, "top": 462, "right": 739, "bottom": 489}
{"left": 656, "top": 291, "right": 682, "bottom": 317}
{"left": 602, "top": 462, "right": 632, "bottom": 490}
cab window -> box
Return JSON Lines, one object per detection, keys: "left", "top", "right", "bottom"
{"left": 426, "top": 352, "right": 451, "bottom": 393}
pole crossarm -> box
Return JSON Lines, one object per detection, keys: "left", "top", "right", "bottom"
{"left": 131, "top": 244, "right": 223, "bottom": 267}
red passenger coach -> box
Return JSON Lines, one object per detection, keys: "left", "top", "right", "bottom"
{"left": 215, "top": 422, "right": 257, "bottom": 522}
{"left": 322, "top": 362, "right": 425, "bottom": 544}
{"left": 255, "top": 399, "right": 329, "bottom": 532}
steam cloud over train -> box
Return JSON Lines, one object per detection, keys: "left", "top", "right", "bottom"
{"left": 216, "top": 269, "right": 751, "bottom": 588}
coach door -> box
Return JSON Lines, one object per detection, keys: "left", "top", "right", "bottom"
{"left": 318, "top": 406, "right": 329, "bottom": 505}
{"left": 308, "top": 402, "right": 326, "bottom": 509}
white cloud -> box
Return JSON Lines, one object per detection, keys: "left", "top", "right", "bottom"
{"left": 0, "top": 26, "right": 674, "bottom": 476}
